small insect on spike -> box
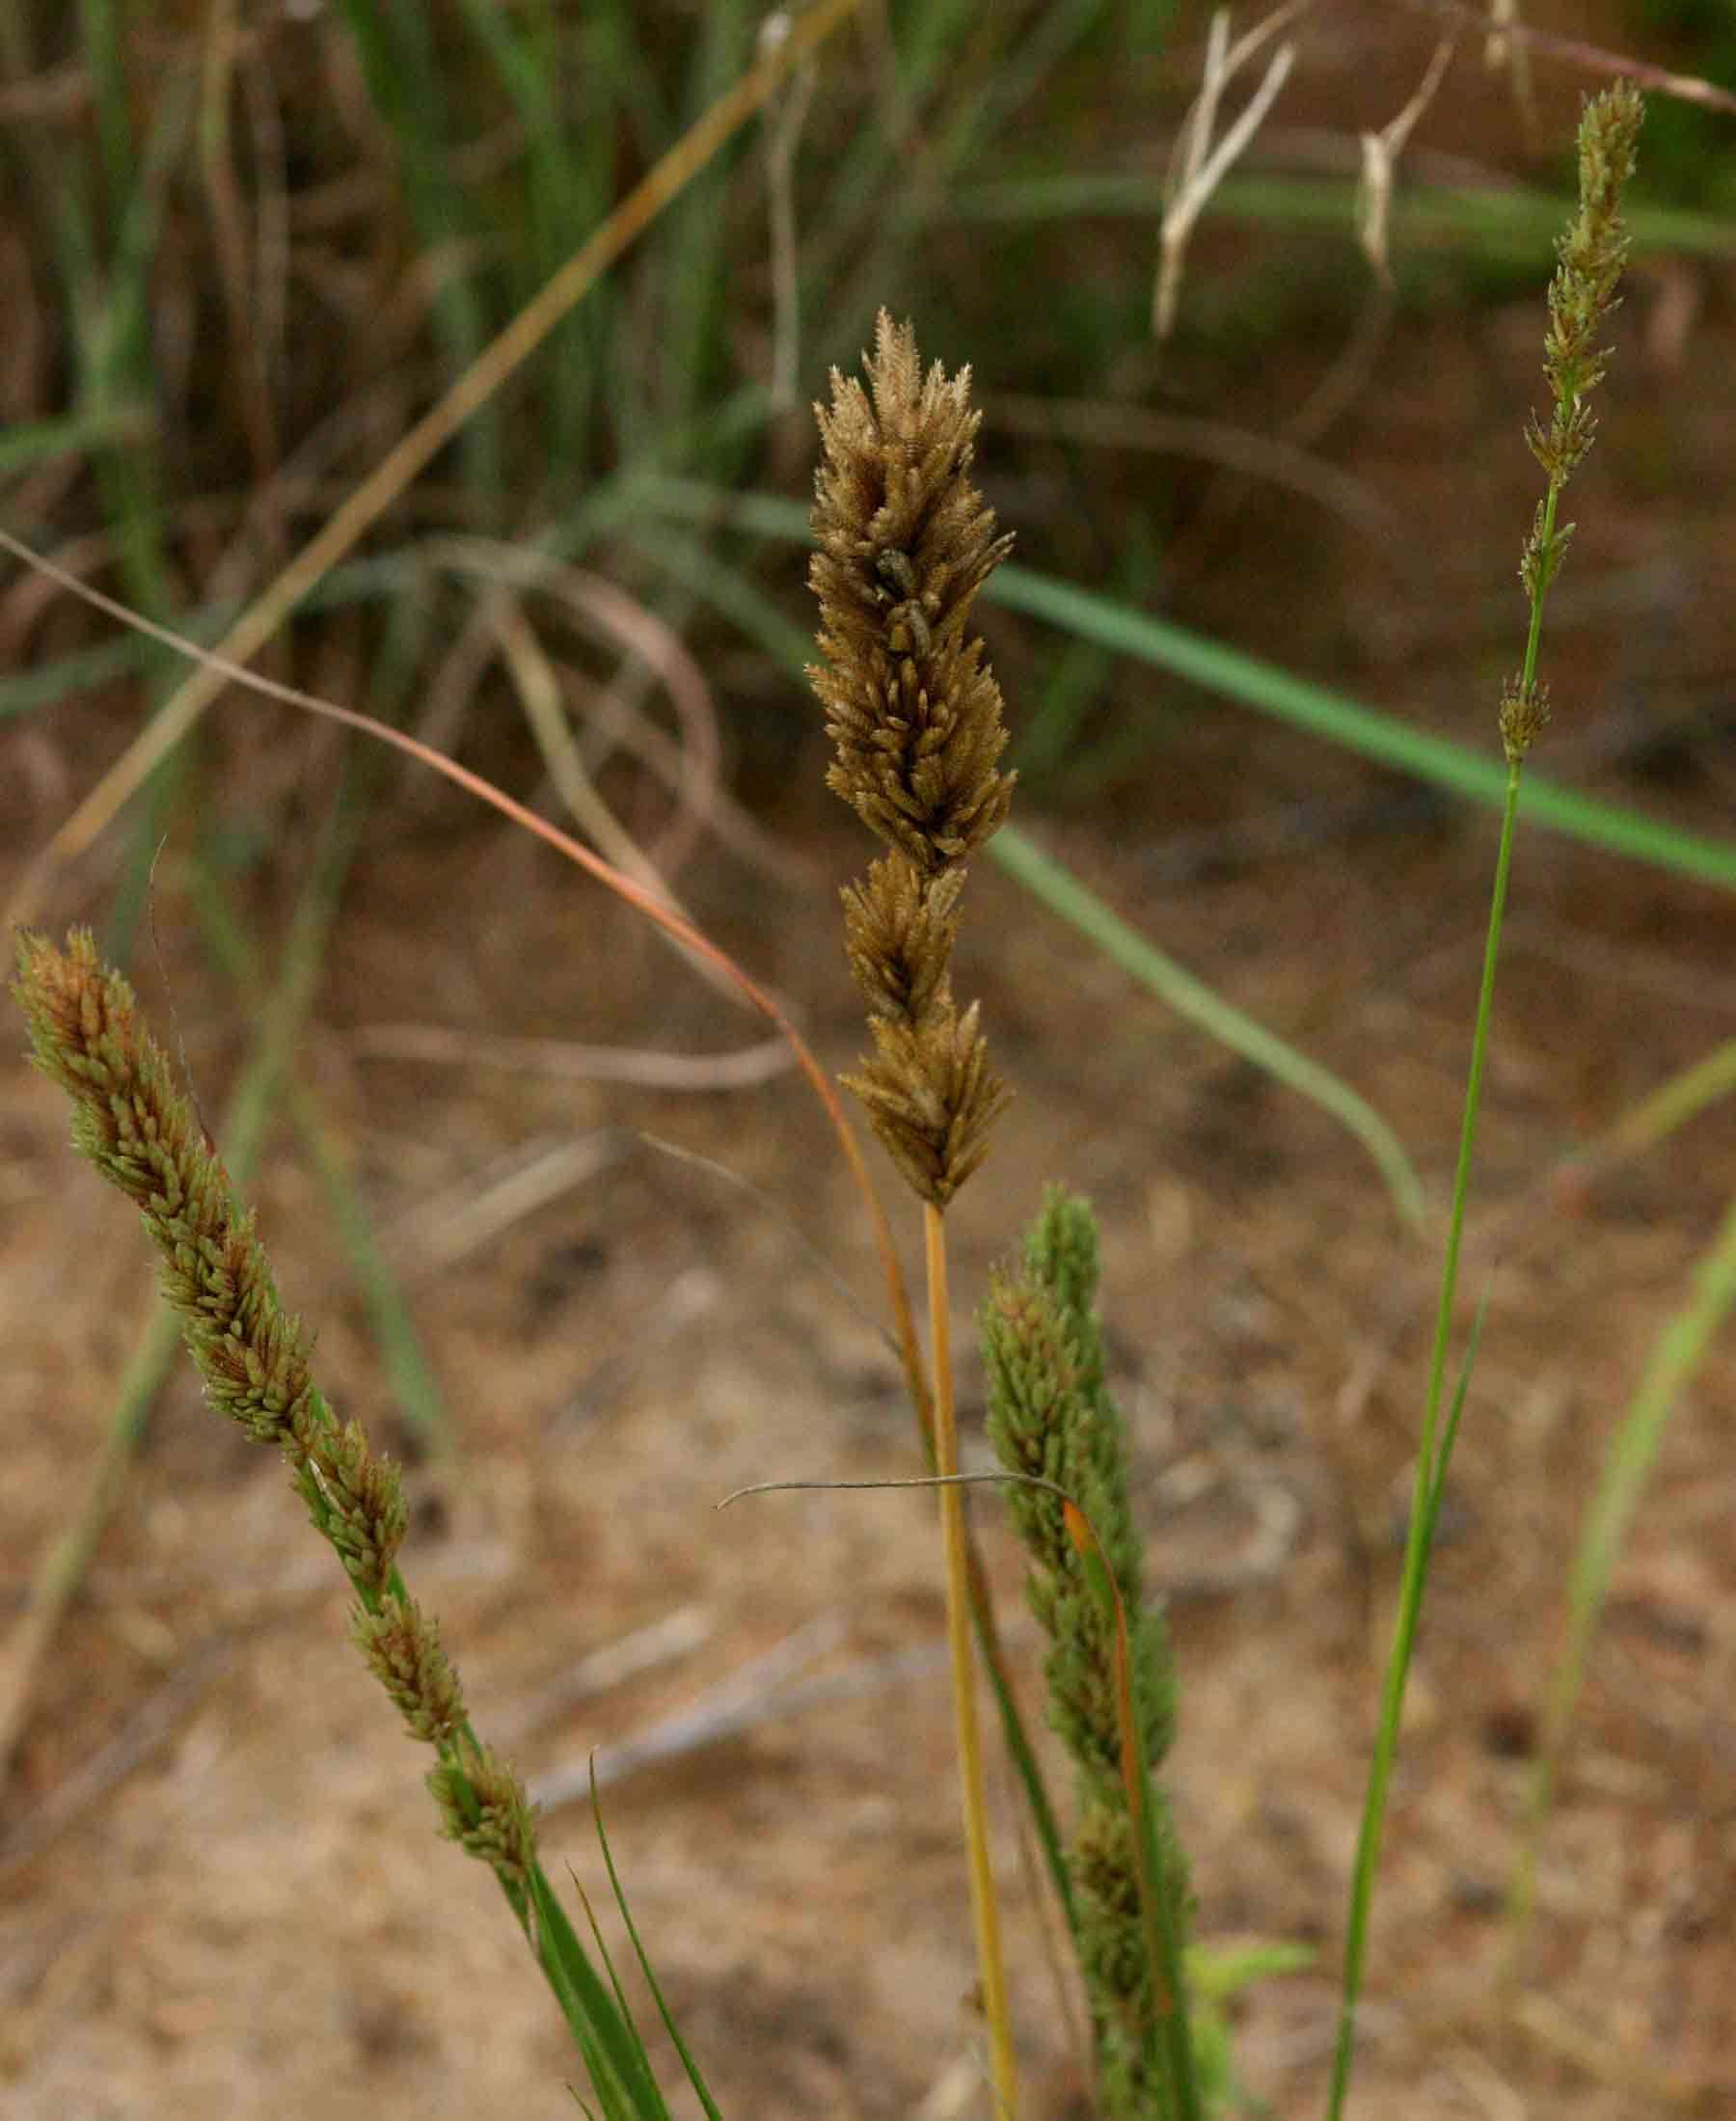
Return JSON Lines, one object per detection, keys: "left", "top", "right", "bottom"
{"left": 875, "top": 548, "right": 935, "bottom": 655}
{"left": 889, "top": 603, "right": 934, "bottom": 657}
{"left": 808, "top": 311, "right": 1015, "bottom": 878}
{"left": 876, "top": 548, "right": 919, "bottom": 599}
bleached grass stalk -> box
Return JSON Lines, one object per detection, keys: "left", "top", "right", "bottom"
{"left": 927, "top": 1202, "right": 1018, "bottom": 2110}
{"left": 1324, "top": 81, "right": 1645, "bottom": 2121}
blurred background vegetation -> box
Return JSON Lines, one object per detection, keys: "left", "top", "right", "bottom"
{"left": 4, "top": 0, "right": 1731, "bottom": 953}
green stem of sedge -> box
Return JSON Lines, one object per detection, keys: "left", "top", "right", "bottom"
{"left": 926, "top": 1202, "right": 1019, "bottom": 2118}
{"left": 1324, "top": 753, "right": 1525, "bottom": 2121}
{"left": 1326, "top": 427, "right": 1570, "bottom": 2113}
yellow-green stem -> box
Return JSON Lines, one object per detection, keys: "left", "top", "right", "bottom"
{"left": 926, "top": 1201, "right": 1018, "bottom": 2117}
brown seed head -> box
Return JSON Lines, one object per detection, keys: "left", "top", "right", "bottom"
{"left": 840, "top": 996, "right": 1010, "bottom": 1209}
{"left": 841, "top": 853, "right": 965, "bottom": 1028}
{"left": 808, "top": 311, "right": 1016, "bottom": 875}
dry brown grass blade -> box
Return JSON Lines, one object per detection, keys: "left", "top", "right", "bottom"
{"left": 0, "top": 520, "right": 938, "bottom": 1469}
{"left": 437, "top": 533, "right": 728, "bottom": 913}
{"left": 991, "top": 391, "right": 1397, "bottom": 540}
{"left": 1357, "top": 39, "right": 1455, "bottom": 283}
{"left": 1401, "top": 0, "right": 1736, "bottom": 116}
{"left": 490, "top": 593, "right": 683, "bottom": 912}
{"left": 0, "top": 1635, "right": 235, "bottom": 1885}
{"left": 4, "top": 0, "right": 866, "bottom": 929}
{"left": 353, "top": 1024, "right": 794, "bottom": 1093}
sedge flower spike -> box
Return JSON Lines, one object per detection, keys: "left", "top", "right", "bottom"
{"left": 808, "top": 313, "right": 1017, "bottom": 1207}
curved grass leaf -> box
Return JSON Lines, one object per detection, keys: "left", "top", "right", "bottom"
{"left": 590, "top": 1759, "right": 724, "bottom": 2121}
{"left": 638, "top": 481, "right": 1736, "bottom": 893}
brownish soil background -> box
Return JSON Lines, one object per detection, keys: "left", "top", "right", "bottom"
{"left": 4, "top": 18, "right": 1736, "bottom": 2121}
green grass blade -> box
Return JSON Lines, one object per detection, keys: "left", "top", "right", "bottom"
{"left": 636, "top": 481, "right": 1736, "bottom": 893}
{"left": 972, "top": 1567, "right": 1078, "bottom": 1944}
{"left": 991, "top": 824, "right": 1426, "bottom": 1231}
{"left": 329, "top": 0, "right": 499, "bottom": 501}
{"left": 1071, "top": 1500, "right": 1201, "bottom": 2121}
{"left": 1505, "top": 1185, "right": 1736, "bottom": 1971}
{"left": 571, "top": 1874, "right": 673, "bottom": 2121}
{"left": 1592, "top": 1039, "right": 1736, "bottom": 1166}
{"left": 589, "top": 1760, "right": 724, "bottom": 2121}
{"left": 59, "top": 59, "right": 200, "bottom": 960}
{"left": 0, "top": 554, "right": 425, "bottom": 723}
{"left": 1423, "top": 1295, "right": 1485, "bottom": 1548}
{"left": 453, "top": 0, "right": 602, "bottom": 468}
{"left": 658, "top": 2, "right": 752, "bottom": 432}
{"left": 0, "top": 407, "right": 148, "bottom": 476}
{"left": 1017, "top": 534, "right": 1161, "bottom": 785}
{"left": 1326, "top": 762, "right": 1524, "bottom": 2121}
{"left": 990, "top": 566, "right": 1736, "bottom": 895}
{"left": 620, "top": 521, "right": 814, "bottom": 671}
{"left": 948, "top": 170, "right": 1736, "bottom": 262}
{"left": 526, "top": 1863, "right": 672, "bottom": 2121}
{"left": 75, "top": 0, "right": 133, "bottom": 204}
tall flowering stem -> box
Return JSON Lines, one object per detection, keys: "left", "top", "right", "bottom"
{"left": 809, "top": 313, "right": 1020, "bottom": 2112}
{"left": 1324, "top": 82, "right": 1644, "bottom": 2121}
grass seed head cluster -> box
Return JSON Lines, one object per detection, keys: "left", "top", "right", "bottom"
{"left": 809, "top": 312, "right": 1017, "bottom": 1208}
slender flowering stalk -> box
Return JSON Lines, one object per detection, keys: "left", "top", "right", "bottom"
{"left": 13, "top": 933, "right": 540, "bottom": 1931}
{"left": 809, "top": 312, "right": 1020, "bottom": 2113}
{"left": 1324, "top": 82, "right": 1644, "bottom": 2121}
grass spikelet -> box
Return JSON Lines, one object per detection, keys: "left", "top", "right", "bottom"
{"left": 982, "top": 1185, "right": 1193, "bottom": 2118}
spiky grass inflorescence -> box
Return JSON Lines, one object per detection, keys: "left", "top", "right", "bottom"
{"left": 427, "top": 1739, "right": 539, "bottom": 1886}
{"left": 1505, "top": 80, "right": 1644, "bottom": 765}
{"left": 353, "top": 1594, "right": 467, "bottom": 1746}
{"left": 810, "top": 311, "right": 1016, "bottom": 1210}
{"left": 982, "top": 1187, "right": 1188, "bottom": 2116}
{"left": 809, "top": 309, "right": 1016, "bottom": 876}
{"left": 12, "top": 929, "right": 534, "bottom": 1894}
